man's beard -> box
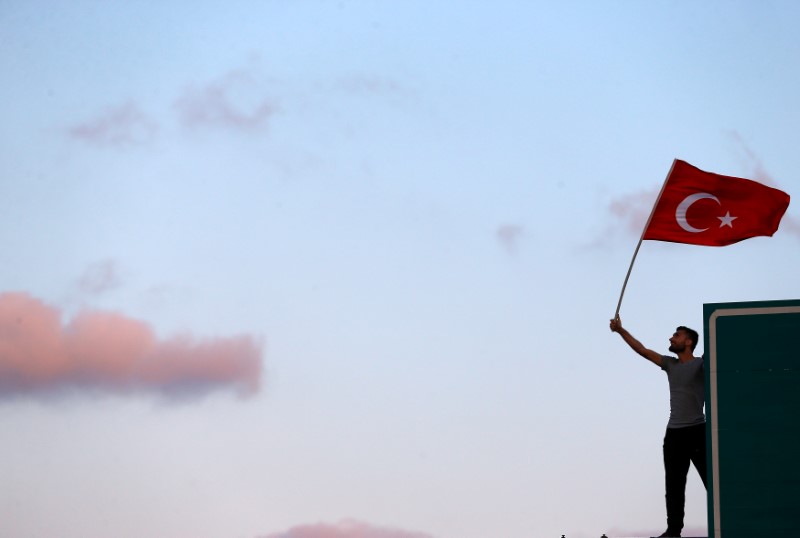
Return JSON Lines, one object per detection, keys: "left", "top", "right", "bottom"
{"left": 669, "top": 343, "right": 685, "bottom": 353}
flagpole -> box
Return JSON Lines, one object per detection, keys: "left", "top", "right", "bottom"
{"left": 613, "top": 159, "right": 677, "bottom": 319}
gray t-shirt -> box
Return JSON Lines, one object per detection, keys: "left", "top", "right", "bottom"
{"left": 660, "top": 355, "right": 705, "bottom": 428}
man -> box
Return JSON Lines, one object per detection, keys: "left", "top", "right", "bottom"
{"left": 609, "top": 317, "right": 707, "bottom": 538}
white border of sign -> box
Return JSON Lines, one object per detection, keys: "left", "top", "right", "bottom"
{"left": 707, "top": 305, "right": 800, "bottom": 538}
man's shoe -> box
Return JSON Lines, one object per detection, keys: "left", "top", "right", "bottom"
{"left": 657, "top": 531, "right": 681, "bottom": 537}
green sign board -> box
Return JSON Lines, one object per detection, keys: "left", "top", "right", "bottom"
{"left": 703, "top": 299, "right": 800, "bottom": 538}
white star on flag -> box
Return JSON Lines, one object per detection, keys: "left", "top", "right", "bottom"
{"left": 718, "top": 211, "right": 737, "bottom": 228}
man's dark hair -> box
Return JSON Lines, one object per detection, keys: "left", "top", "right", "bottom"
{"left": 677, "top": 326, "right": 699, "bottom": 352}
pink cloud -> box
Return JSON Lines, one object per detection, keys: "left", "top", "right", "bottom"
{"left": 0, "top": 292, "right": 262, "bottom": 399}
{"left": 780, "top": 214, "right": 800, "bottom": 238}
{"left": 729, "top": 130, "right": 775, "bottom": 186}
{"left": 258, "top": 520, "right": 434, "bottom": 538}
{"left": 607, "top": 187, "right": 660, "bottom": 236}
{"left": 586, "top": 185, "right": 659, "bottom": 249}
{"left": 729, "top": 132, "right": 799, "bottom": 240}
{"left": 175, "top": 70, "right": 277, "bottom": 131}
{"left": 496, "top": 224, "right": 525, "bottom": 254}
{"left": 69, "top": 101, "right": 157, "bottom": 146}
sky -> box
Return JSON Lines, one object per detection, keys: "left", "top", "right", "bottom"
{"left": 1, "top": 1, "right": 799, "bottom": 537}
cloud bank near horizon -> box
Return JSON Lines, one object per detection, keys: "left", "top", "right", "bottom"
{"left": 258, "top": 519, "right": 434, "bottom": 538}
{"left": 0, "top": 292, "right": 262, "bottom": 399}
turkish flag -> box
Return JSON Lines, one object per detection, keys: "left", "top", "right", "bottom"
{"left": 642, "top": 160, "right": 790, "bottom": 246}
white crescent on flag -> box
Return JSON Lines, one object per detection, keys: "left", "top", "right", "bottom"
{"left": 675, "top": 192, "right": 720, "bottom": 233}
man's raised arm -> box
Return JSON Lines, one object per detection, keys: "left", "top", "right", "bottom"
{"left": 609, "top": 316, "right": 663, "bottom": 367}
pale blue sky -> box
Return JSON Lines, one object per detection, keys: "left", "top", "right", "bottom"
{"left": 1, "top": 2, "right": 799, "bottom": 537}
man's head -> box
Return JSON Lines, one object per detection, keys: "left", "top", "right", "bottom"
{"left": 669, "top": 326, "right": 699, "bottom": 353}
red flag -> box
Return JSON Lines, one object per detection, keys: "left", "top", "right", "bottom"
{"left": 642, "top": 160, "right": 790, "bottom": 246}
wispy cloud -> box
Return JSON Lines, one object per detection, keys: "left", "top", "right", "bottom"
{"left": 69, "top": 101, "right": 157, "bottom": 147}
{"left": 779, "top": 213, "right": 800, "bottom": 238}
{"left": 0, "top": 292, "right": 262, "bottom": 399}
{"left": 729, "top": 130, "right": 774, "bottom": 186}
{"left": 336, "top": 74, "right": 407, "bottom": 97}
{"left": 585, "top": 184, "right": 659, "bottom": 249}
{"left": 496, "top": 224, "right": 526, "bottom": 254}
{"left": 605, "top": 186, "right": 659, "bottom": 240}
{"left": 729, "top": 132, "right": 799, "bottom": 240}
{"left": 76, "top": 259, "right": 122, "bottom": 295}
{"left": 257, "top": 520, "right": 434, "bottom": 538}
{"left": 175, "top": 70, "right": 277, "bottom": 132}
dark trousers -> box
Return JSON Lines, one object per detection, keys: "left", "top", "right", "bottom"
{"left": 663, "top": 424, "right": 708, "bottom": 533}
